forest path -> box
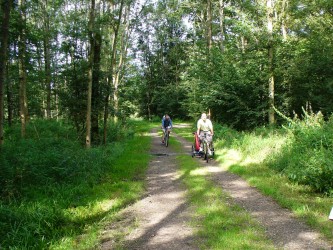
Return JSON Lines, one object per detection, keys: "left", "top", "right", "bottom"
{"left": 101, "top": 127, "right": 199, "bottom": 249}
{"left": 101, "top": 125, "right": 332, "bottom": 250}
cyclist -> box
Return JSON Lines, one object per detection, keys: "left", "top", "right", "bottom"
{"left": 196, "top": 113, "right": 213, "bottom": 152}
{"left": 162, "top": 114, "right": 172, "bottom": 143}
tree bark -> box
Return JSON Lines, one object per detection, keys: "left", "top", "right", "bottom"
{"left": 18, "top": 0, "right": 29, "bottom": 138}
{"left": 6, "top": 62, "right": 13, "bottom": 127}
{"left": 218, "top": 0, "right": 225, "bottom": 52}
{"left": 206, "top": 0, "right": 212, "bottom": 54}
{"left": 0, "top": 0, "right": 12, "bottom": 145}
{"left": 7, "top": 41, "right": 17, "bottom": 127}
{"left": 43, "top": 0, "right": 52, "bottom": 119}
{"left": 267, "top": 0, "right": 275, "bottom": 125}
{"left": 86, "top": 0, "right": 96, "bottom": 148}
{"left": 112, "top": 0, "right": 125, "bottom": 122}
{"left": 117, "top": 5, "right": 130, "bottom": 85}
{"left": 91, "top": 0, "right": 101, "bottom": 143}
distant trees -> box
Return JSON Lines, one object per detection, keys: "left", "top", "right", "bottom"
{"left": 176, "top": 0, "right": 333, "bottom": 129}
{"left": 134, "top": 0, "right": 189, "bottom": 119}
{"left": 0, "top": 0, "right": 332, "bottom": 139}
{"left": 0, "top": 0, "right": 137, "bottom": 145}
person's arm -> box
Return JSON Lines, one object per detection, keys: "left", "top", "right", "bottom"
{"left": 209, "top": 120, "right": 214, "bottom": 135}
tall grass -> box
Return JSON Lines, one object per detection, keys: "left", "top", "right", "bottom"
{"left": 268, "top": 111, "right": 333, "bottom": 195}
{"left": 0, "top": 119, "right": 154, "bottom": 249}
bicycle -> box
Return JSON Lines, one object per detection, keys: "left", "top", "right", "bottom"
{"left": 202, "top": 132, "right": 214, "bottom": 163}
{"left": 163, "top": 127, "right": 171, "bottom": 147}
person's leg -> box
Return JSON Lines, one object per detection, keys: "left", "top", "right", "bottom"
{"left": 162, "top": 128, "right": 165, "bottom": 143}
{"left": 207, "top": 134, "right": 212, "bottom": 145}
{"left": 199, "top": 131, "right": 204, "bottom": 151}
{"left": 207, "top": 134, "right": 212, "bottom": 154}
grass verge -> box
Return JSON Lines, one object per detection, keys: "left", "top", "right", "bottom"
{"left": 170, "top": 131, "right": 276, "bottom": 249}
{"left": 0, "top": 119, "right": 155, "bottom": 249}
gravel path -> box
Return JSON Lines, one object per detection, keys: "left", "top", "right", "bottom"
{"left": 101, "top": 128, "right": 198, "bottom": 250}
{"left": 100, "top": 126, "right": 332, "bottom": 250}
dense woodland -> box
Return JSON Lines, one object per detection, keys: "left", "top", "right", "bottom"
{"left": 1, "top": 0, "right": 333, "bottom": 195}
{"left": 0, "top": 0, "right": 332, "bottom": 144}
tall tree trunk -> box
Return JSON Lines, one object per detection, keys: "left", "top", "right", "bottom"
{"left": 281, "top": 0, "right": 288, "bottom": 40}
{"left": 112, "top": 1, "right": 125, "bottom": 122}
{"left": 218, "top": 0, "right": 225, "bottom": 52}
{"left": 7, "top": 41, "right": 17, "bottom": 127}
{"left": 0, "top": 0, "right": 12, "bottom": 145}
{"left": 54, "top": 35, "right": 59, "bottom": 120}
{"left": 103, "top": 4, "right": 115, "bottom": 145}
{"left": 206, "top": 0, "right": 212, "bottom": 54}
{"left": 43, "top": 0, "right": 52, "bottom": 119}
{"left": 102, "top": 75, "right": 111, "bottom": 145}
{"left": 86, "top": 0, "right": 96, "bottom": 148}
{"left": 103, "top": 0, "right": 124, "bottom": 144}
{"left": 116, "top": 5, "right": 130, "bottom": 86}
{"left": 36, "top": 46, "right": 45, "bottom": 116}
{"left": 267, "top": 0, "right": 275, "bottom": 125}
{"left": 18, "top": 0, "right": 28, "bottom": 138}
{"left": 6, "top": 62, "right": 13, "bottom": 127}
{"left": 91, "top": 0, "right": 101, "bottom": 143}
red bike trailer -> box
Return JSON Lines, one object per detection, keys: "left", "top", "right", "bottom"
{"left": 191, "top": 132, "right": 214, "bottom": 161}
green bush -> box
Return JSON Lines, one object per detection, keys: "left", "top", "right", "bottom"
{"left": 268, "top": 111, "right": 333, "bottom": 195}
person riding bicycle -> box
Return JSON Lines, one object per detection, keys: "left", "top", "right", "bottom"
{"left": 162, "top": 114, "right": 172, "bottom": 143}
{"left": 197, "top": 113, "right": 213, "bottom": 152}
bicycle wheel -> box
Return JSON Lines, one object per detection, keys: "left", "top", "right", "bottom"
{"left": 203, "top": 140, "right": 208, "bottom": 163}
{"left": 205, "top": 145, "right": 209, "bottom": 162}
{"left": 165, "top": 132, "right": 169, "bottom": 147}
{"left": 210, "top": 142, "right": 214, "bottom": 157}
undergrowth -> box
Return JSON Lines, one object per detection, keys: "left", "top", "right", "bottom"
{"left": 268, "top": 110, "right": 333, "bottom": 195}
{"left": 0, "top": 118, "right": 153, "bottom": 249}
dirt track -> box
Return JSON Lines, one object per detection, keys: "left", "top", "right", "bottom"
{"left": 100, "top": 126, "right": 332, "bottom": 250}
{"left": 101, "top": 128, "right": 198, "bottom": 249}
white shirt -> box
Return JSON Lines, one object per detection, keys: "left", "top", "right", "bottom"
{"left": 197, "top": 119, "right": 213, "bottom": 132}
